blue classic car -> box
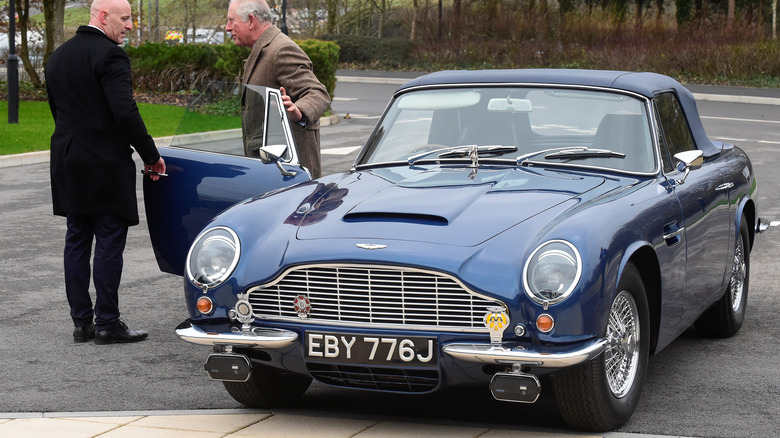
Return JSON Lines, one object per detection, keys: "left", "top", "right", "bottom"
{"left": 144, "top": 70, "right": 760, "bottom": 431}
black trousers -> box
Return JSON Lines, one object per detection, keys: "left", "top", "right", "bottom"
{"left": 64, "top": 213, "right": 129, "bottom": 332}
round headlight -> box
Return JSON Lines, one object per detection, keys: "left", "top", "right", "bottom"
{"left": 186, "top": 227, "right": 240, "bottom": 288}
{"left": 523, "top": 240, "right": 582, "bottom": 305}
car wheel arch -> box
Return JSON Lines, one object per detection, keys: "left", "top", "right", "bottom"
{"left": 619, "top": 245, "right": 662, "bottom": 355}
{"left": 736, "top": 196, "right": 756, "bottom": 252}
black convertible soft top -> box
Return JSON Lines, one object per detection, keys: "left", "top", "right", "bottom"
{"left": 396, "top": 69, "right": 725, "bottom": 157}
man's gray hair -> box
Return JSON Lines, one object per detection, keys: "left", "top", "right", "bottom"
{"left": 230, "top": 0, "right": 275, "bottom": 24}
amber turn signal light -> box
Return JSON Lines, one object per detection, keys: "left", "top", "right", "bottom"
{"left": 536, "top": 314, "right": 555, "bottom": 333}
{"left": 196, "top": 296, "right": 214, "bottom": 315}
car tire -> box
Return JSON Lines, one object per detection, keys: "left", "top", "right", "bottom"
{"left": 694, "top": 215, "right": 750, "bottom": 338}
{"left": 222, "top": 362, "right": 312, "bottom": 408}
{"left": 552, "top": 262, "right": 650, "bottom": 432}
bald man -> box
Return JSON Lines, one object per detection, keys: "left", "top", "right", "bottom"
{"left": 46, "top": 0, "right": 165, "bottom": 345}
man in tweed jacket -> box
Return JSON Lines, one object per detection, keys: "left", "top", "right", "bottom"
{"left": 226, "top": 0, "right": 331, "bottom": 178}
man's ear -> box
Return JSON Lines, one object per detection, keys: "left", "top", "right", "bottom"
{"left": 100, "top": 11, "right": 109, "bottom": 25}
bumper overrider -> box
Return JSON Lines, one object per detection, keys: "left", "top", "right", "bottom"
{"left": 175, "top": 320, "right": 298, "bottom": 348}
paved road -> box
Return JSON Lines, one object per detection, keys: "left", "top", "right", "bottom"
{"left": 1, "top": 75, "right": 779, "bottom": 437}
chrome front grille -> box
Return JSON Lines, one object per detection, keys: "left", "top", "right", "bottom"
{"left": 246, "top": 265, "right": 502, "bottom": 332}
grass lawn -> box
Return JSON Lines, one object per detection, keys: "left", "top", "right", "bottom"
{"left": 1, "top": 100, "right": 240, "bottom": 156}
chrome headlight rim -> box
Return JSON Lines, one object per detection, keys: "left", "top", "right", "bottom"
{"left": 186, "top": 226, "right": 241, "bottom": 289}
{"left": 522, "top": 239, "right": 582, "bottom": 306}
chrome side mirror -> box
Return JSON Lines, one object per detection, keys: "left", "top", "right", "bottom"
{"left": 259, "top": 144, "right": 297, "bottom": 177}
{"left": 674, "top": 150, "right": 704, "bottom": 185}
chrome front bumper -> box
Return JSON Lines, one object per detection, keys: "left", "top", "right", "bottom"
{"left": 175, "top": 320, "right": 297, "bottom": 348}
{"left": 442, "top": 339, "right": 606, "bottom": 368}
{"left": 176, "top": 320, "right": 605, "bottom": 369}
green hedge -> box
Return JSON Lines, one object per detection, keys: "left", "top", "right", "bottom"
{"left": 297, "top": 39, "right": 340, "bottom": 98}
{"left": 125, "top": 39, "right": 339, "bottom": 97}
{"left": 319, "top": 34, "right": 411, "bottom": 68}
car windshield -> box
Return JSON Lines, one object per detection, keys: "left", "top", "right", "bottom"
{"left": 357, "top": 86, "right": 656, "bottom": 173}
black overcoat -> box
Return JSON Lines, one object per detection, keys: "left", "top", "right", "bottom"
{"left": 46, "top": 26, "right": 160, "bottom": 225}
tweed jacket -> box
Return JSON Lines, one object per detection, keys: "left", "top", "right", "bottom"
{"left": 242, "top": 26, "right": 330, "bottom": 178}
{"left": 46, "top": 26, "right": 160, "bottom": 225}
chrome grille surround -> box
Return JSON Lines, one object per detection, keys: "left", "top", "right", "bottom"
{"left": 246, "top": 264, "right": 505, "bottom": 333}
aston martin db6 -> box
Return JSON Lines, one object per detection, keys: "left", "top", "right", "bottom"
{"left": 144, "top": 70, "right": 760, "bottom": 431}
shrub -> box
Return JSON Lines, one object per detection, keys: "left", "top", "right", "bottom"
{"left": 126, "top": 43, "right": 225, "bottom": 92}
{"left": 212, "top": 44, "right": 252, "bottom": 82}
{"left": 125, "top": 40, "right": 339, "bottom": 97}
{"left": 296, "top": 39, "right": 340, "bottom": 98}
{"left": 319, "top": 34, "right": 411, "bottom": 69}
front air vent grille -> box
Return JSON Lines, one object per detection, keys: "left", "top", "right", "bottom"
{"left": 306, "top": 363, "right": 439, "bottom": 393}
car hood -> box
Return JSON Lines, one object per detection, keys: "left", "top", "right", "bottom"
{"left": 292, "top": 166, "right": 605, "bottom": 247}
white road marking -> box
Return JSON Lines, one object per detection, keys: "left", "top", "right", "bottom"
{"left": 322, "top": 146, "right": 362, "bottom": 155}
{"left": 713, "top": 137, "right": 780, "bottom": 145}
{"left": 701, "top": 115, "right": 780, "bottom": 125}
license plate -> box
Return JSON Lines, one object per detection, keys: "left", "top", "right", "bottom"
{"left": 305, "top": 331, "right": 438, "bottom": 367}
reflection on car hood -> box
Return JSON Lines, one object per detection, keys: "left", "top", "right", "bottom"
{"left": 294, "top": 166, "right": 605, "bottom": 247}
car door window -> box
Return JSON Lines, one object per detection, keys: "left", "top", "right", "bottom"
{"left": 168, "top": 82, "right": 243, "bottom": 155}
{"left": 654, "top": 92, "right": 696, "bottom": 173}
{"left": 167, "top": 82, "right": 294, "bottom": 162}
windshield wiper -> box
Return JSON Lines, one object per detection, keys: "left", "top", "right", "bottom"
{"left": 544, "top": 147, "right": 625, "bottom": 160}
{"left": 407, "top": 145, "right": 468, "bottom": 164}
{"left": 438, "top": 145, "right": 518, "bottom": 158}
{"left": 408, "top": 144, "right": 518, "bottom": 165}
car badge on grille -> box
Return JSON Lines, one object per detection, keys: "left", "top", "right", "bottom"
{"left": 356, "top": 243, "right": 387, "bottom": 250}
{"left": 229, "top": 293, "right": 255, "bottom": 331}
{"left": 484, "top": 306, "right": 509, "bottom": 349}
{"left": 293, "top": 295, "right": 311, "bottom": 319}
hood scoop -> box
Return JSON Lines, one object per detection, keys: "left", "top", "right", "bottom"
{"left": 344, "top": 212, "right": 449, "bottom": 226}
{"left": 343, "top": 185, "right": 492, "bottom": 226}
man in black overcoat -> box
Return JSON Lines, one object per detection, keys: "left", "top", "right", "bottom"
{"left": 46, "top": 0, "right": 166, "bottom": 344}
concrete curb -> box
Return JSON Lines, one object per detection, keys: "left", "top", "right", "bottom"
{"left": 0, "top": 150, "right": 50, "bottom": 168}
{"left": 692, "top": 92, "right": 780, "bottom": 106}
{"left": 336, "top": 75, "right": 411, "bottom": 85}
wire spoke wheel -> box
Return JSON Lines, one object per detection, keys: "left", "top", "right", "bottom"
{"left": 552, "top": 262, "right": 648, "bottom": 432}
{"left": 605, "top": 290, "right": 640, "bottom": 398}
{"left": 730, "top": 234, "right": 746, "bottom": 313}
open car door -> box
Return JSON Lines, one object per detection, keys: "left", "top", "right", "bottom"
{"left": 143, "top": 82, "right": 311, "bottom": 275}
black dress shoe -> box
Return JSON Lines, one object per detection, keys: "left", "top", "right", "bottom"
{"left": 73, "top": 323, "right": 95, "bottom": 343}
{"left": 95, "top": 319, "right": 148, "bottom": 345}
